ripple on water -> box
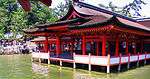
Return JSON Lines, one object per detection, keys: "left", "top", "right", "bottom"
{"left": 0, "top": 55, "right": 150, "bottom": 79}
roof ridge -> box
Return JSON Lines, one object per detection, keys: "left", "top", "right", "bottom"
{"left": 77, "top": 2, "right": 137, "bottom": 22}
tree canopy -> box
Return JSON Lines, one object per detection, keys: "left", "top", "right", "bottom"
{"left": 0, "top": 0, "right": 66, "bottom": 39}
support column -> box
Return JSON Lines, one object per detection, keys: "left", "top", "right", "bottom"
{"left": 60, "top": 60, "right": 62, "bottom": 66}
{"left": 144, "top": 52, "right": 147, "bottom": 65}
{"left": 39, "top": 58, "right": 41, "bottom": 63}
{"left": 73, "top": 53, "right": 76, "bottom": 69}
{"left": 44, "top": 36, "right": 49, "bottom": 53}
{"left": 107, "top": 54, "right": 110, "bottom": 73}
{"left": 118, "top": 54, "right": 122, "bottom": 72}
{"left": 126, "top": 39, "right": 129, "bottom": 55}
{"left": 133, "top": 42, "right": 136, "bottom": 54}
{"left": 102, "top": 35, "right": 106, "bottom": 56}
{"left": 88, "top": 53, "right": 91, "bottom": 71}
{"left": 137, "top": 52, "right": 140, "bottom": 67}
{"left": 140, "top": 40, "right": 143, "bottom": 54}
{"left": 96, "top": 41, "right": 99, "bottom": 56}
{"left": 56, "top": 36, "right": 61, "bottom": 57}
{"left": 127, "top": 53, "right": 130, "bottom": 69}
{"left": 48, "top": 59, "right": 50, "bottom": 64}
{"left": 115, "top": 37, "right": 119, "bottom": 56}
{"left": 82, "top": 35, "right": 86, "bottom": 55}
{"left": 133, "top": 47, "right": 136, "bottom": 54}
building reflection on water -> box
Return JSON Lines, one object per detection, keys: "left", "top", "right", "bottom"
{"left": 32, "top": 63, "right": 49, "bottom": 76}
{"left": 32, "top": 63, "right": 112, "bottom": 79}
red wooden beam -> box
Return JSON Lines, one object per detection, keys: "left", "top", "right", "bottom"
{"left": 18, "top": 0, "right": 31, "bottom": 12}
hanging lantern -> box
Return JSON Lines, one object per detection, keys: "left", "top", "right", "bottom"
{"left": 132, "top": 42, "right": 135, "bottom": 48}
{"left": 18, "top": 0, "right": 31, "bottom": 12}
{"left": 122, "top": 42, "right": 126, "bottom": 48}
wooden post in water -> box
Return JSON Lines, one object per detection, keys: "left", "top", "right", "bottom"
{"left": 48, "top": 51, "right": 50, "bottom": 64}
{"left": 118, "top": 53, "right": 122, "bottom": 72}
{"left": 88, "top": 53, "right": 91, "bottom": 71}
{"left": 144, "top": 52, "right": 147, "bottom": 65}
{"left": 107, "top": 54, "right": 110, "bottom": 73}
{"left": 60, "top": 60, "right": 62, "bottom": 66}
{"left": 31, "top": 57, "right": 33, "bottom": 62}
{"left": 137, "top": 52, "right": 140, "bottom": 67}
{"left": 73, "top": 52, "right": 76, "bottom": 69}
{"left": 48, "top": 59, "right": 50, "bottom": 64}
{"left": 127, "top": 53, "right": 130, "bottom": 69}
{"left": 39, "top": 58, "right": 41, "bottom": 63}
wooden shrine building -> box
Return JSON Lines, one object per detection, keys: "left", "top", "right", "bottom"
{"left": 24, "top": 1, "right": 150, "bottom": 73}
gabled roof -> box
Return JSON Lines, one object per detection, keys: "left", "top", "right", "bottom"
{"left": 69, "top": 16, "right": 150, "bottom": 32}
{"left": 76, "top": 2, "right": 137, "bottom": 22}
{"left": 59, "top": 3, "right": 91, "bottom": 21}
{"left": 24, "top": 1, "right": 150, "bottom": 36}
{"left": 35, "top": 18, "right": 90, "bottom": 28}
{"left": 23, "top": 27, "right": 58, "bottom": 34}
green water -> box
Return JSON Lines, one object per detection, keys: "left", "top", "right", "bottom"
{"left": 0, "top": 55, "right": 150, "bottom": 79}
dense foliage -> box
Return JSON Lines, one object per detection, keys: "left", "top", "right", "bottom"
{"left": 0, "top": 0, "right": 62, "bottom": 39}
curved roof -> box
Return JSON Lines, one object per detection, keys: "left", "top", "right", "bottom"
{"left": 69, "top": 16, "right": 150, "bottom": 32}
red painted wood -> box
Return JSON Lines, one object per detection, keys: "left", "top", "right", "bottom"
{"left": 119, "top": 53, "right": 122, "bottom": 65}
{"left": 56, "top": 36, "right": 61, "bottom": 56}
{"left": 141, "top": 40, "right": 143, "bottom": 54}
{"left": 128, "top": 53, "right": 130, "bottom": 63}
{"left": 133, "top": 46, "right": 136, "bottom": 54}
{"left": 47, "top": 25, "right": 68, "bottom": 30}
{"left": 18, "top": 0, "right": 31, "bottom": 12}
{"left": 44, "top": 37, "right": 49, "bottom": 53}
{"left": 115, "top": 37, "right": 119, "bottom": 56}
{"left": 96, "top": 41, "right": 99, "bottom": 56}
{"left": 39, "top": 0, "right": 52, "bottom": 6}
{"left": 113, "top": 27, "right": 150, "bottom": 36}
{"left": 126, "top": 40, "right": 129, "bottom": 55}
{"left": 102, "top": 35, "right": 106, "bottom": 56}
{"left": 82, "top": 35, "right": 86, "bottom": 55}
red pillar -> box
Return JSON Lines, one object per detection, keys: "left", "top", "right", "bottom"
{"left": 102, "top": 35, "right": 106, "bottom": 56}
{"left": 141, "top": 40, "right": 143, "bottom": 54}
{"left": 44, "top": 36, "right": 49, "bottom": 53}
{"left": 56, "top": 36, "right": 61, "bottom": 56}
{"left": 126, "top": 39, "right": 129, "bottom": 55}
{"left": 115, "top": 37, "right": 119, "bottom": 56}
{"left": 96, "top": 41, "right": 99, "bottom": 56}
{"left": 70, "top": 40, "right": 74, "bottom": 53}
{"left": 82, "top": 35, "right": 86, "bottom": 55}
{"left": 133, "top": 42, "right": 136, "bottom": 54}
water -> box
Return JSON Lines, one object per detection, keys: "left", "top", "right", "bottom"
{"left": 0, "top": 55, "right": 150, "bottom": 79}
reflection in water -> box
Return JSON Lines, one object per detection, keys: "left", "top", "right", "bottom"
{"left": 32, "top": 62, "right": 150, "bottom": 79}
{"left": 0, "top": 55, "right": 150, "bottom": 79}
{"left": 32, "top": 63, "right": 49, "bottom": 76}
{"left": 32, "top": 62, "right": 111, "bottom": 79}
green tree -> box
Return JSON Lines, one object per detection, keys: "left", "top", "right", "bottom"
{"left": 0, "top": 0, "right": 58, "bottom": 39}
{"left": 98, "top": 0, "right": 146, "bottom": 17}
{"left": 53, "top": 0, "right": 71, "bottom": 18}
